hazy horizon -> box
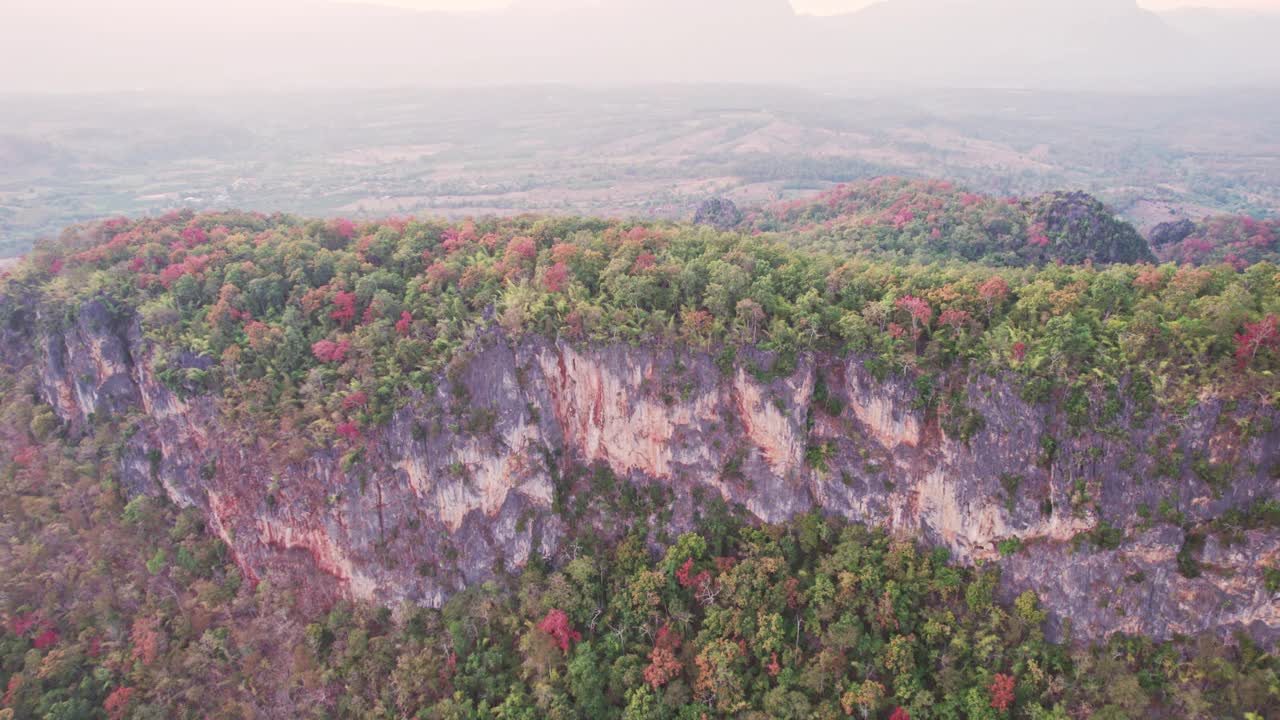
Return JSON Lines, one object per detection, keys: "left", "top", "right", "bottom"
{"left": 351, "top": 0, "right": 1280, "bottom": 13}
{"left": 4, "top": 0, "right": 1280, "bottom": 94}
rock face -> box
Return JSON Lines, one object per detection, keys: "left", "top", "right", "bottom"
{"left": 693, "top": 197, "right": 743, "bottom": 231}
{"left": 20, "top": 300, "right": 1280, "bottom": 645}
{"left": 1149, "top": 218, "right": 1197, "bottom": 247}
{"left": 1026, "top": 191, "right": 1157, "bottom": 265}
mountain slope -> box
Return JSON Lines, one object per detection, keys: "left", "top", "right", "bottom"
{"left": 1151, "top": 213, "right": 1280, "bottom": 268}
{"left": 2, "top": 192, "right": 1278, "bottom": 648}
{"left": 3, "top": 352, "right": 1277, "bottom": 718}
{"left": 2, "top": 190, "right": 1280, "bottom": 717}
{"left": 749, "top": 179, "right": 1156, "bottom": 266}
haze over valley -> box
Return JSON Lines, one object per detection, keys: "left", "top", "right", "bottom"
{"left": 3, "top": 85, "right": 1278, "bottom": 258}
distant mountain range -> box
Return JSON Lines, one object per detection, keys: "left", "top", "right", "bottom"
{"left": 3, "top": 0, "right": 1278, "bottom": 92}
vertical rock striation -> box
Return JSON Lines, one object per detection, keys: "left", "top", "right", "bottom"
{"left": 23, "top": 302, "right": 1280, "bottom": 645}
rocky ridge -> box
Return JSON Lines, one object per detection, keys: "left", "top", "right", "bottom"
{"left": 16, "top": 298, "right": 1280, "bottom": 645}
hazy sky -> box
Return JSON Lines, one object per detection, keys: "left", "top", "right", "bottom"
{"left": 352, "top": 0, "right": 1280, "bottom": 13}
{"left": 6, "top": 0, "right": 1279, "bottom": 93}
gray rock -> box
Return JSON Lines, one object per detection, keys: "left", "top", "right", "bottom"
{"left": 27, "top": 303, "right": 1280, "bottom": 646}
{"left": 693, "top": 197, "right": 743, "bottom": 231}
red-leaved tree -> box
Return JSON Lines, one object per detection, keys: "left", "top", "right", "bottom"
{"left": 336, "top": 422, "right": 361, "bottom": 442}
{"left": 537, "top": 609, "right": 581, "bottom": 653}
{"left": 551, "top": 242, "right": 579, "bottom": 264}
{"left": 632, "top": 253, "right": 657, "bottom": 273}
{"left": 12, "top": 446, "right": 37, "bottom": 467}
{"left": 1235, "top": 315, "right": 1279, "bottom": 368}
{"left": 978, "top": 276, "right": 1010, "bottom": 318}
{"left": 643, "top": 625, "right": 683, "bottom": 688}
{"left": 244, "top": 321, "right": 278, "bottom": 352}
{"left": 3, "top": 676, "right": 22, "bottom": 707}
{"left": 1133, "top": 266, "right": 1164, "bottom": 293}
{"left": 331, "top": 218, "right": 357, "bottom": 240}
{"left": 423, "top": 261, "right": 456, "bottom": 292}
{"left": 1027, "top": 222, "right": 1050, "bottom": 248}
{"left": 675, "top": 557, "right": 710, "bottom": 591}
{"left": 312, "top": 339, "right": 351, "bottom": 364}
{"left": 330, "top": 291, "right": 357, "bottom": 325}
{"left": 130, "top": 617, "right": 162, "bottom": 666}
{"left": 766, "top": 652, "right": 782, "bottom": 677}
{"left": 544, "top": 262, "right": 570, "bottom": 293}
{"left": 939, "top": 308, "right": 972, "bottom": 333}
{"left": 181, "top": 226, "right": 209, "bottom": 247}
{"left": 33, "top": 628, "right": 59, "bottom": 650}
{"left": 504, "top": 236, "right": 538, "bottom": 267}
{"left": 990, "top": 673, "right": 1015, "bottom": 711}
{"left": 895, "top": 295, "right": 933, "bottom": 336}
{"left": 675, "top": 557, "right": 695, "bottom": 586}
{"left": 104, "top": 686, "right": 136, "bottom": 720}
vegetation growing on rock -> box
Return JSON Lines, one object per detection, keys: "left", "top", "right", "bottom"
{"left": 1, "top": 369, "right": 1276, "bottom": 718}
{"left": 2, "top": 183, "right": 1279, "bottom": 718}
{"left": 746, "top": 179, "right": 1156, "bottom": 267}
{"left": 2, "top": 185, "right": 1276, "bottom": 447}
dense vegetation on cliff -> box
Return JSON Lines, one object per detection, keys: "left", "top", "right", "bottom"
{"left": 2, "top": 183, "right": 1280, "bottom": 719}
{"left": 1, "top": 370, "right": 1277, "bottom": 719}
{"left": 1, "top": 184, "right": 1276, "bottom": 449}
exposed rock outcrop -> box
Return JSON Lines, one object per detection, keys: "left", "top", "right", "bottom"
{"left": 1149, "top": 218, "right": 1197, "bottom": 247}
{"left": 693, "top": 197, "right": 743, "bottom": 231}
{"left": 1026, "top": 191, "right": 1157, "bottom": 265}
{"left": 23, "top": 301, "right": 1280, "bottom": 645}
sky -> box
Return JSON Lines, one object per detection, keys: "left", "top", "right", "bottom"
{"left": 5, "top": 0, "right": 1279, "bottom": 93}
{"left": 350, "top": 0, "right": 1280, "bottom": 13}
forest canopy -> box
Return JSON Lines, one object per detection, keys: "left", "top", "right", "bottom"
{"left": 1, "top": 182, "right": 1279, "bottom": 718}
{"left": 1, "top": 182, "right": 1278, "bottom": 448}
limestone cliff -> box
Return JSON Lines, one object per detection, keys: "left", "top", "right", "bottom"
{"left": 22, "top": 299, "right": 1280, "bottom": 645}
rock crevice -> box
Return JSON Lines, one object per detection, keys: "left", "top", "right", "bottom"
{"left": 29, "top": 306, "right": 1280, "bottom": 644}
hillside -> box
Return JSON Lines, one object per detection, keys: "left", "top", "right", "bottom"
{"left": 745, "top": 178, "right": 1155, "bottom": 266}
{"left": 1, "top": 192, "right": 1279, "bottom": 717}
{"left": 6, "top": 86, "right": 1279, "bottom": 259}
{"left": 1151, "top": 214, "right": 1280, "bottom": 268}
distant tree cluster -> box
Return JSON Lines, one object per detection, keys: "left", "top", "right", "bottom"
{"left": 1152, "top": 215, "right": 1280, "bottom": 269}
{"left": 745, "top": 178, "right": 1155, "bottom": 267}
